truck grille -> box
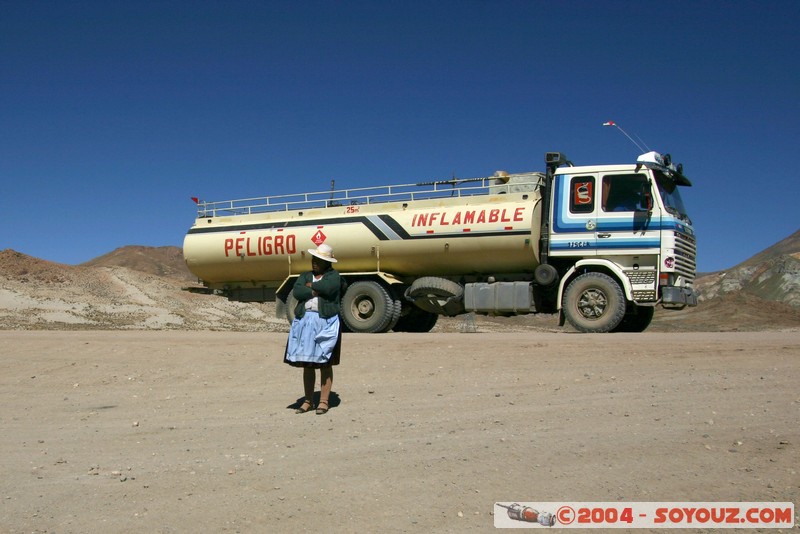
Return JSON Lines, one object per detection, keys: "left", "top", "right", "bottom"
{"left": 674, "top": 230, "right": 697, "bottom": 281}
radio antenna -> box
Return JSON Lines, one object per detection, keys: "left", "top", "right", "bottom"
{"left": 603, "top": 121, "right": 650, "bottom": 153}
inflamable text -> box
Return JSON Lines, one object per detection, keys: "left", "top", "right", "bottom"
{"left": 411, "top": 207, "right": 525, "bottom": 227}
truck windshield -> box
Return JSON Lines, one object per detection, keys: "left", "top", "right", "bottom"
{"left": 654, "top": 171, "right": 690, "bottom": 221}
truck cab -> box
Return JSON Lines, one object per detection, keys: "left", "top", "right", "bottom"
{"left": 544, "top": 151, "right": 697, "bottom": 332}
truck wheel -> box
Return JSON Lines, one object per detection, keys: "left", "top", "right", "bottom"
{"left": 386, "top": 299, "right": 403, "bottom": 331}
{"left": 612, "top": 304, "right": 654, "bottom": 332}
{"left": 405, "top": 277, "right": 465, "bottom": 316}
{"left": 393, "top": 306, "right": 439, "bottom": 332}
{"left": 562, "top": 273, "right": 626, "bottom": 333}
{"left": 340, "top": 281, "right": 395, "bottom": 333}
{"left": 534, "top": 264, "right": 559, "bottom": 286}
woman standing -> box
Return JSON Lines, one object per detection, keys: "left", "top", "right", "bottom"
{"left": 284, "top": 244, "right": 342, "bottom": 415}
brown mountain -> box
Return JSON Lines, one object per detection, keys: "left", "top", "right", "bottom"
{"left": 694, "top": 229, "right": 800, "bottom": 308}
{"left": 738, "top": 229, "right": 800, "bottom": 268}
{"left": 81, "top": 245, "right": 197, "bottom": 282}
{"left": 0, "top": 247, "right": 283, "bottom": 331}
{"left": 643, "top": 228, "right": 800, "bottom": 332}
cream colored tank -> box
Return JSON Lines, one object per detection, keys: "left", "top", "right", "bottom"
{"left": 183, "top": 183, "right": 543, "bottom": 288}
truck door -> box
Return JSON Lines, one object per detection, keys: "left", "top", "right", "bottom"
{"left": 595, "top": 172, "right": 661, "bottom": 256}
{"left": 548, "top": 173, "right": 598, "bottom": 258}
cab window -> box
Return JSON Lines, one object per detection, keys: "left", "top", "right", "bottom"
{"left": 602, "top": 174, "right": 649, "bottom": 212}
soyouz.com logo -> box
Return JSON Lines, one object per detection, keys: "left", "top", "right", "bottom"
{"left": 493, "top": 502, "right": 794, "bottom": 528}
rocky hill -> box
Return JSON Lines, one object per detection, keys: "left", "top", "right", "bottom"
{"left": 694, "top": 229, "right": 800, "bottom": 308}
{"left": 81, "top": 245, "right": 197, "bottom": 282}
{"left": 1, "top": 233, "right": 799, "bottom": 332}
{"left": 651, "top": 229, "right": 800, "bottom": 331}
{"left": 0, "top": 247, "right": 284, "bottom": 331}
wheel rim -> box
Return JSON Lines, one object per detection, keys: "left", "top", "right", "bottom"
{"left": 577, "top": 288, "right": 608, "bottom": 319}
{"left": 353, "top": 296, "right": 375, "bottom": 320}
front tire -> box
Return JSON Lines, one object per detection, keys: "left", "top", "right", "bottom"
{"left": 562, "top": 273, "right": 626, "bottom": 333}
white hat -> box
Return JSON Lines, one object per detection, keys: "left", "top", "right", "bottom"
{"left": 307, "top": 243, "right": 337, "bottom": 263}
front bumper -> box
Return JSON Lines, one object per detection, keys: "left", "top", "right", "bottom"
{"left": 661, "top": 286, "right": 698, "bottom": 308}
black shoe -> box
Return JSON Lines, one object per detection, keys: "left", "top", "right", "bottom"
{"left": 295, "top": 400, "right": 314, "bottom": 414}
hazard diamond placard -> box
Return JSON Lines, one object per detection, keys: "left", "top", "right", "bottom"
{"left": 311, "top": 229, "right": 326, "bottom": 245}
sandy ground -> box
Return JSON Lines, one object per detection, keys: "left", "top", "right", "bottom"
{"left": 1, "top": 330, "right": 798, "bottom": 533}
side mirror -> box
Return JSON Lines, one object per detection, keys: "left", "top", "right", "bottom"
{"left": 643, "top": 191, "right": 653, "bottom": 211}
{"left": 639, "top": 180, "right": 654, "bottom": 211}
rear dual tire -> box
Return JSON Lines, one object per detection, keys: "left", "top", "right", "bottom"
{"left": 340, "top": 281, "right": 399, "bottom": 334}
{"left": 392, "top": 306, "right": 438, "bottom": 332}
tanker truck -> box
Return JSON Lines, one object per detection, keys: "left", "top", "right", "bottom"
{"left": 183, "top": 150, "right": 697, "bottom": 333}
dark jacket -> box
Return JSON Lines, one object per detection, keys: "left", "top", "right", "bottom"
{"left": 292, "top": 269, "right": 342, "bottom": 319}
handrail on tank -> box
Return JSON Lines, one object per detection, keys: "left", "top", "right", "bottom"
{"left": 196, "top": 173, "right": 544, "bottom": 218}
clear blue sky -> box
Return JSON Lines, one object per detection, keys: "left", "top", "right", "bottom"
{"left": 2, "top": 1, "right": 798, "bottom": 273}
